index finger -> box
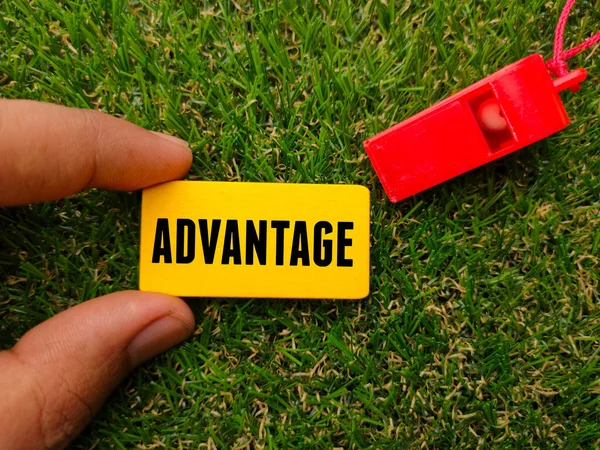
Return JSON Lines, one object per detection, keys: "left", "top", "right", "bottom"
{"left": 0, "top": 99, "right": 193, "bottom": 206}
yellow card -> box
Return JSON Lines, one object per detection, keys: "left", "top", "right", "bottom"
{"left": 139, "top": 181, "right": 370, "bottom": 299}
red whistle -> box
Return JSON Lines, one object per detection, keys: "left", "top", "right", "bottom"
{"left": 363, "top": 54, "right": 587, "bottom": 203}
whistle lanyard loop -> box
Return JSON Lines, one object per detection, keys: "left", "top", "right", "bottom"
{"left": 547, "top": 0, "right": 600, "bottom": 77}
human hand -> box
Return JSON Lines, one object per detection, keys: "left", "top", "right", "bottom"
{"left": 0, "top": 100, "right": 196, "bottom": 449}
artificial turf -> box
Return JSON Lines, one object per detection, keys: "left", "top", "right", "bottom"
{"left": 1, "top": 0, "right": 599, "bottom": 448}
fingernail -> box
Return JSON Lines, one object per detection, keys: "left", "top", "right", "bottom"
{"left": 150, "top": 131, "right": 189, "bottom": 148}
{"left": 128, "top": 315, "right": 192, "bottom": 366}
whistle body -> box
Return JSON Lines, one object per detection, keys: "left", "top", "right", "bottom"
{"left": 363, "top": 54, "right": 586, "bottom": 203}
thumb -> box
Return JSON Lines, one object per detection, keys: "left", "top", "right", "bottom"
{"left": 0, "top": 291, "right": 195, "bottom": 450}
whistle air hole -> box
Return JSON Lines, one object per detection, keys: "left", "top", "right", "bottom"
{"left": 466, "top": 91, "right": 516, "bottom": 154}
{"left": 477, "top": 98, "right": 508, "bottom": 133}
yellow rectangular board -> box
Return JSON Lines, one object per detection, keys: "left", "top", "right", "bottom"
{"left": 139, "top": 181, "right": 370, "bottom": 299}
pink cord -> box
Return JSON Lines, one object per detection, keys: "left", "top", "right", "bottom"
{"left": 547, "top": 0, "right": 600, "bottom": 77}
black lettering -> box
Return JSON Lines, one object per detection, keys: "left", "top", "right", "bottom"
{"left": 314, "top": 221, "right": 333, "bottom": 267}
{"left": 176, "top": 219, "right": 196, "bottom": 264}
{"left": 337, "top": 221, "right": 353, "bottom": 267}
{"left": 152, "top": 218, "right": 172, "bottom": 263}
{"left": 246, "top": 220, "right": 267, "bottom": 265}
{"left": 290, "top": 221, "right": 310, "bottom": 266}
{"left": 271, "top": 220, "right": 290, "bottom": 266}
{"left": 198, "top": 219, "right": 221, "bottom": 264}
{"left": 222, "top": 220, "right": 242, "bottom": 265}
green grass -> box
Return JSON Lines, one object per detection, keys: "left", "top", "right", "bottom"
{"left": 1, "top": 0, "right": 600, "bottom": 447}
